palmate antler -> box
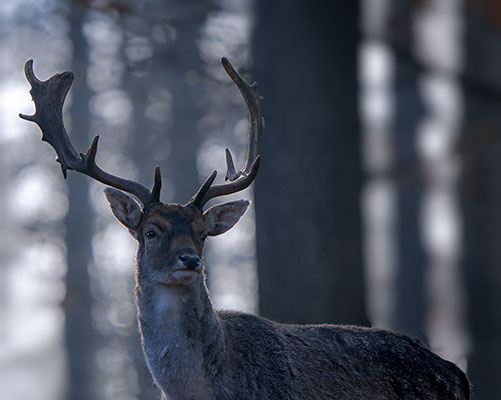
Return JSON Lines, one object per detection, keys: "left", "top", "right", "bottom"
{"left": 20, "top": 57, "right": 263, "bottom": 208}
{"left": 19, "top": 59, "right": 161, "bottom": 207}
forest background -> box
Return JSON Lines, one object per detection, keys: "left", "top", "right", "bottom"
{"left": 1, "top": 0, "right": 500, "bottom": 399}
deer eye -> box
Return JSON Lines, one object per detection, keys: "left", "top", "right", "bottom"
{"left": 145, "top": 231, "right": 157, "bottom": 240}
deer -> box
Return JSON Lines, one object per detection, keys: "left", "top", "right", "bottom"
{"left": 20, "top": 57, "right": 470, "bottom": 400}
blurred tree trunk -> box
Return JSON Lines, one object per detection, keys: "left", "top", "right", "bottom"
{"left": 64, "top": 2, "right": 95, "bottom": 399}
{"left": 253, "top": 0, "right": 369, "bottom": 326}
{"left": 157, "top": 8, "right": 210, "bottom": 204}
{"left": 460, "top": 2, "right": 501, "bottom": 398}
{"left": 131, "top": 3, "right": 211, "bottom": 203}
{"left": 124, "top": 71, "right": 162, "bottom": 400}
{"left": 388, "top": 1, "right": 428, "bottom": 343}
{"left": 121, "top": 3, "right": 213, "bottom": 397}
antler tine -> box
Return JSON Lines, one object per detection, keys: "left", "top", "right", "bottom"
{"left": 151, "top": 166, "right": 162, "bottom": 203}
{"left": 191, "top": 57, "right": 264, "bottom": 208}
{"left": 23, "top": 59, "right": 43, "bottom": 89}
{"left": 19, "top": 59, "right": 160, "bottom": 207}
{"left": 190, "top": 170, "right": 218, "bottom": 208}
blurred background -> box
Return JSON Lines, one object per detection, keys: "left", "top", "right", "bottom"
{"left": 0, "top": 0, "right": 499, "bottom": 399}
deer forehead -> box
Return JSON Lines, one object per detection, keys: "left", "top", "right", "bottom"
{"left": 142, "top": 204, "right": 205, "bottom": 234}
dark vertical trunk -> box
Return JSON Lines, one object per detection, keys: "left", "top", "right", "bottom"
{"left": 253, "top": 0, "right": 369, "bottom": 326}
{"left": 159, "top": 17, "right": 208, "bottom": 204}
{"left": 388, "top": 1, "right": 428, "bottom": 342}
{"left": 64, "top": 2, "right": 95, "bottom": 399}
{"left": 125, "top": 3, "right": 211, "bottom": 203}
{"left": 120, "top": 3, "right": 213, "bottom": 397}
{"left": 461, "top": 2, "right": 501, "bottom": 398}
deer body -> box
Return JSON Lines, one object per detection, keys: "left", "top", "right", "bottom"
{"left": 134, "top": 247, "right": 469, "bottom": 400}
{"left": 20, "top": 58, "right": 470, "bottom": 400}
{"left": 116, "top": 201, "right": 469, "bottom": 400}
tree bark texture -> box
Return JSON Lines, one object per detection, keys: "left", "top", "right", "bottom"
{"left": 461, "top": 1, "right": 501, "bottom": 398}
{"left": 253, "top": 0, "right": 369, "bottom": 326}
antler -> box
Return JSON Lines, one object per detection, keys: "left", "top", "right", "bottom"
{"left": 190, "top": 57, "right": 264, "bottom": 208}
{"left": 19, "top": 59, "right": 161, "bottom": 207}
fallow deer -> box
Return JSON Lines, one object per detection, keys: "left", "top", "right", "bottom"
{"left": 20, "top": 58, "right": 470, "bottom": 400}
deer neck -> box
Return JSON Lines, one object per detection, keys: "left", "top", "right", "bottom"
{"left": 135, "top": 260, "right": 224, "bottom": 400}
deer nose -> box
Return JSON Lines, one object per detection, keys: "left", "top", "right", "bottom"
{"left": 178, "top": 255, "right": 201, "bottom": 270}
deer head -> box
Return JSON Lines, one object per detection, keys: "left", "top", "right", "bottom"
{"left": 20, "top": 57, "right": 263, "bottom": 287}
{"left": 105, "top": 191, "right": 251, "bottom": 286}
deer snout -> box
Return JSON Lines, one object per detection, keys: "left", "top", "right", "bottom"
{"left": 178, "top": 254, "right": 201, "bottom": 270}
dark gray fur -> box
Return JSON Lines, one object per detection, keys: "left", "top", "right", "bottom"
{"left": 136, "top": 267, "right": 470, "bottom": 400}
{"left": 103, "top": 193, "right": 470, "bottom": 400}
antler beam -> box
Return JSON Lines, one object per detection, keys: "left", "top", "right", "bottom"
{"left": 19, "top": 59, "right": 160, "bottom": 207}
{"left": 190, "top": 57, "right": 264, "bottom": 208}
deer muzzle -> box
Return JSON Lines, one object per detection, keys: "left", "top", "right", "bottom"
{"left": 178, "top": 255, "right": 201, "bottom": 270}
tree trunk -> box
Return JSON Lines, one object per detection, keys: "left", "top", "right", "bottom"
{"left": 253, "top": 0, "right": 369, "bottom": 326}
{"left": 460, "top": 2, "right": 501, "bottom": 398}
{"left": 64, "top": 2, "right": 95, "bottom": 399}
{"left": 121, "top": 3, "right": 213, "bottom": 397}
{"left": 388, "top": 1, "right": 428, "bottom": 343}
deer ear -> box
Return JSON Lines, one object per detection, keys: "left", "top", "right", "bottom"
{"left": 104, "top": 188, "right": 142, "bottom": 234}
{"left": 203, "top": 200, "right": 250, "bottom": 237}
